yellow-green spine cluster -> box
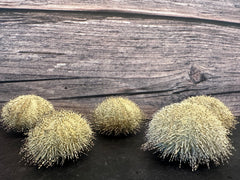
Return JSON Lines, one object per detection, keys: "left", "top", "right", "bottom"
{"left": 1, "top": 95, "right": 54, "bottom": 132}
{"left": 182, "top": 95, "right": 237, "bottom": 130}
{"left": 142, "top": 96, "right": 235, "bottom": 171}
{"left": 93, "top": 97, "right": 144, "bottom": 136}
{"left": 20, "top": 110, "right": 94, "bottom": 168}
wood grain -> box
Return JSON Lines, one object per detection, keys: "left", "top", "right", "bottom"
{"left": 0, "top": 10, "right": 240, "bottom": 118}
{"left": 0, "top": 0, "right": 239, "bottom": 24}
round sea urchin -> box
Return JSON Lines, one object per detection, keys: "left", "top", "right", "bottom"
{"left": 142, "top": 102, "right": 233, "bottom": 171}
{"left": 93, "top": 97, "right": 144, "bottom": 136}
{"left": 1, "top": 95, "right": 54, "bottom": 132}
{"left": 20, "top": 110, "right": 94, "bottom": 168}
{"left": 182, "top": 95, "right": 237, "bottom": 130}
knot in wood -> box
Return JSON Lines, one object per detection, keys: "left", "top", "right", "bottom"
{"left": 189, "top": 65, "right": 206, "bottom": 84}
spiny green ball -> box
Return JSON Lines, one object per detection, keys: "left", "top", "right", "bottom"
{"left": 93, "top": 97, "right": 144, "bottom": 136}
{"left": 182, "top": 95, "right": 237, "bottom": 130}
{"left": 142, "top": 102, "right": 233, "bottom": 171}
{"left": 1, "top": 95, "right": 54, "bottom": 132}
{"left": 20, "top": 110, "right": 94, "bottom": 168}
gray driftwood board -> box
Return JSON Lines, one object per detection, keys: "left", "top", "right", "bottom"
{"left": 0, "top": 0, "right": 240, "bottom": 119}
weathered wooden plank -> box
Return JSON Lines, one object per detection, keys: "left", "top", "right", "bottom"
{"left": 0, "top": 0, "right": 239, "bottom": 24}
{"left": 0, "top": 11, "right": 240, "bottom": 118}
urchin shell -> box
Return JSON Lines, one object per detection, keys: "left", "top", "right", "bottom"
{"left": 20, "top": 110, "right": 94, "bottom": 168}
{"left": 182, "top": 95, "right": 237, "bottom": 130}
{"left": 1, "top": 95, "right": 54, "bottom": 132}
{"left": 142, "top": 102, "right": 233, "bottom": 171}
{"left": 93, "top": 97, "right": 144, "bottom": 136}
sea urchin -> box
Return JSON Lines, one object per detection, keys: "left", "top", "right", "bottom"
{"left": 1, "top": 95, "right": 54, "bottom": 132}
{"left": 182, "top": 95, "right": 237, "bottom": 130}
{"left": 93, "top": 97, "right": 144, "bottom": 136}
{"left": 20, "top": 110, "right": 94, "bottom": 168}
{"left": 142, "top": 102, "right": 233, "bottom": 171}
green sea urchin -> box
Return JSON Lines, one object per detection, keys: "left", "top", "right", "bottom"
{"left": 1, "top": 95, "right": 54, "bottom": 132}
{"left": 142, "top": 102, "right": 233, "bottom": 171}
{"left": 182, "top": 95, "right": 237, "bottom": 130}
{"left": 93, "top": 97, "right": 144, "bottom": 136}
{"left": 20, "top": 110, "right": 94, "bottom": 168}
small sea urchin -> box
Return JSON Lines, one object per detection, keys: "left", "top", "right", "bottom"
{"left": 93, "top": 97, "right": 144, "bottom": 136}
{"left": 142, "top": 102, "right": 233, "bottom": 171}
{"left": 182, "top": 95, "right": 237, "bottom": 130}
{"left": 1, "top": 95, "right": 54, "bottom": 132}
{"left": 20, "top": 110, "right": 94, "bottom": 168}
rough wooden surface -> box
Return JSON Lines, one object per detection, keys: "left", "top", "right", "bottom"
{"left": 0, "top": 0, "right": 240, "bottom": 24}
{"left": 0, "top": 6, "right": 240, "bottom": 118}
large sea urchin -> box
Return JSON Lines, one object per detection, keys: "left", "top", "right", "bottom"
{"left": 20, "top": 110, "right": 94, "bottom": 168}
{"left": 1, "top": 95, "right": 54, "bottom": 132}
{"left": 93, "top": 97, "right": 144, "bottom": 136}
{"left": 182, "top": 95, "right": 237, "bottom": 130}
{"left": 142, "top": 102, "right": 233, "bottom": 171}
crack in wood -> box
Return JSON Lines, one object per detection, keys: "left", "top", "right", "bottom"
{"left": 48, "top": 89, "right": 172, "bottom": 100}
{"left": 0, "top": 76, "right": 164, "bottom": 84}
{"left": 0, "top": 8, "right": 240, "bottom": 27}
{"left": 18, "top": 51, "right": 65, "bottom": 55}
{"left": 0, "top": 77, "right": 83, "bottom": 84}
{"left": 208, "top": 90, "right": 240, "bottom": 96}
